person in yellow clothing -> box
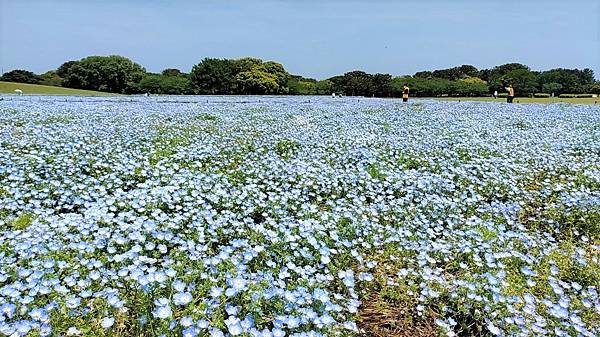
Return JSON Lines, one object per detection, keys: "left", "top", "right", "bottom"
{"left": 505, "top": 84, "right": 515, "bottom": 103}
{"left": 402, "top": 84, "right": 410, "bottom": 102}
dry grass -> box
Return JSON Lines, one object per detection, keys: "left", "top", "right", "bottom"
{"left": 357, "top": 294, "right": 439, "bottom": 337}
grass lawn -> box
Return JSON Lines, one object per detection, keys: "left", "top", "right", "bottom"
{"left": 433, "top": 96, "right": 599, "bottom": 105}
{"left": 0, "top": 81, "right": 118, "bottom": 96}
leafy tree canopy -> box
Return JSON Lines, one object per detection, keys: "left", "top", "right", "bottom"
{"left": 1, "top": 69, "right": 41, "bottom": 84}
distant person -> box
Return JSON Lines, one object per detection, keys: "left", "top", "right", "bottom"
{"left": 505, "top": 84, "right": 515, "bottom": 103}
{"left": 493, "top": 90, "right": 498, "bottom": 99}
{"left": 402, "top": 84, "right": 410, "bottom": 102}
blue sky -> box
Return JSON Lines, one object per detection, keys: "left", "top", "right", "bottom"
{"left": 1, "top": 0, "right": 599, "bottom": 79}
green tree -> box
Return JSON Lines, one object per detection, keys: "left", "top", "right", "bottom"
{"left": 39, "top": 71, "right": 63, "bottom": 87}
{"left": 262, "top": 61, "right": 289, "bottom": 90}
{"left": 190, "top": 58, "right": 237, "bottom": 94}
{"left": 500, "top": 68, "right": 538, "bottom": 96}
{"left": 60, "top": 55, "right": 145, "bottom": 93}
{"left": 537, "top": 68, "right": 594, "bottom": 94}
{"left": 541, "top": 82, "right": 563, "bottom": 95}
{"left": 136, "top": 73, "right": 194, "bottom": 95}
{"left": 1, "top": 69, "right": 41, "bottom": 84}
{"left": 191, "top": 57, "right": 290, "bottom": 95}
{"left": 287, "top": 75, "right": 318, "bottom": 95}
{"left": 235, "top": 70, "right": 280, "bottom": 94}
{"left": 414, "top": 71, "right": 433, "bottom": 79}
{"left": 161, "top": 68, "right": 185, "bottom": 77}
{"left": 575, "top": 68, "right": 595, "bottom": 86}
{"left": 234, "top": 57, "right": 264, "bottom": 73}
{"left": 233, "top": 58, "right": 289, "bottom": 94}
{"left": 329, "top": 71, "right": 375, "bottom": 96}
{"left": 459, "top": 76, "right": 488, "bottom": 96}
{"left": 486, "top": 63, "right": 531, "bottom": 90}
{"left": 371, "top": 73, "right": 393, "bottom": 97}
{"left": 431, "top": 65, "right": 479, "bottom": 81}
{"left": 56, "top": 61, "right": 77, "bottom": 78}
{"left": 585, "top": 82, "right": 600, "bottom": 95}
{"left": 314, "top": 80, "right": 333, "bottom": 95}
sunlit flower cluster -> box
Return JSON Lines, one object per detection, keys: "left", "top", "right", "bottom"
{"left": 0, "top": 96, "right": 599, "bottom": 336}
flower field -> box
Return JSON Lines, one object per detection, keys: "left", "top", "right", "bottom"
{"left": 0, "top": 96, "right": 599, "bottom": 337}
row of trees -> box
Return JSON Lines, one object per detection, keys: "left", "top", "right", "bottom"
{"left": 1, "top": 55, "right": 598, "bottom": 96}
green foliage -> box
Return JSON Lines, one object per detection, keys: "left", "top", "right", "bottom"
{"left": 161, "top": 68, "right": 185, "bottom": 77}
{"left": 273, "top": 139, "right": 301, "bottom": 159}
{"left": 190, "top": 57, "right": 290, "bottom": 95}
{"left": 431, "top": 64, "right": 480, "bottom": 81}
{"left": 500, "top": 68, "right": 539, "bottom": 96}
{"left": 236, "top": 70, "right": 281, "bottom": 94}
{"left": 586, "top": 83, "right": 600, "bottom": 94}
{"left": 56, "top": 60, "right": 77, "bottom": 78}
{"left": 287, "top": 76, "right": 333, "bottom": 95}
{"left": 136, "top": 73, "right": 195, "bottom": 95}
{"left": 390, "top": 76, "right": 488, "bottom": 97}
{"left": 542, "top": 82, "right": 563, "bottom": 95}
{"left": 366, "top": 163, "right": 387, "bottom": 180}
{"left": 1, "top": 69, "right": 41, "bottom": 84}
{"left": 8, "top": 56, "right": 598, "bottom": 97}
{"left": 538, "top": 68, "right": 595, "bottom": 94}
{"left": 190, "top": 58, "right": 238, "bottom": 94}
{"left": 328, "top": 71, "right": 392, "bottom": 97}
{"left": 329, "top": 70, "right": 392, "bottom": 97}
{"left": 534, "top": 93, "right": 551, "bottom": 98}
{"left": 59, "top": 55, "right": 146, "bottom": 93}
{"left": 5, "top": 213, "right": 35, "bottom": 230}
{"left": 39, "top": 71, "right": 63, "bottom": 87}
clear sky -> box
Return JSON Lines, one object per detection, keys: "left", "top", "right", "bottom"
{"left": 1, "top": 0, "right": 599, "bottom": 79}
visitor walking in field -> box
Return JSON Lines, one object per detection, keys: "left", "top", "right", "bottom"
{"left": 402, "top": 84, "right": 410, "bottom": 102}
{"left": 505, "top": 84, "right": 515, "bottom": 103}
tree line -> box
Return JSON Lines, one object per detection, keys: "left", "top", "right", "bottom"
{"left": 2, "top": 55, "right": 598, "bottom": 97}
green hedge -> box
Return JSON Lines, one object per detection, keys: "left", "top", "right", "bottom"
{"left": 498, "top": 93, "right": 508, "bottom": 98}
{"left": 534, "top": 93, "right": 551, "bottom": 98}
{"left": 558, "top": 94, "right": 594, "bottom": 98}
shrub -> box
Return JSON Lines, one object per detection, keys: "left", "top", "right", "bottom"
{"left": 559, "top": 94, "right": 577, "bottom": 98}
{"left": 534, "top": 93, "right": 550, "bottom": 98}
{"left": 576, "top": 94, "right": 593, "bottom": 98}
{"left": 1, "top": 69, "right": 42, "bottom": 84}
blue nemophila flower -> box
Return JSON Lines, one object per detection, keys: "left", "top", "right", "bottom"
{"left": 66, "top": 327, "right": 81, "bottom": 335}
{"left": 209, "top": 286, "right": 223, "bottom": 298}
{"left": 210, "top": 328, "right": 224, "bottom": 337}
{"left": 1, "top": 97, "right": 599, "bottom": 336}
{"left": 0, "top": 303, "right": 16, "bottom": 318}
{"left": 100, "top": 317, "right": 115, "bottom": 329}
{"left": 153, "top": 305, "right": 173, "bottom": 319}
{"left": 65, "top": 296, "right": 81, "bottom": 309}
{"left": 173, "top": 292, "right": 193, "bottom": 306}
{"left": 173, "top": 279, "right": 186, "bottom": 292}
{"left": 487, "top": 322, "right": 501, "bottom": 335}
{"left": 180, "top": 316, "right": 194, "bottom": 327}
{"left": 152, "top": 298, "right": 173, "bottom": 319}
{"left": 337, "top": 270, "right": 355, "bottom": 287}
{"left": 225, "top": 316, "right": 243, "bottom": 336}
{"left": 182, "top": 326, "right": 198, "bottom": 337}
